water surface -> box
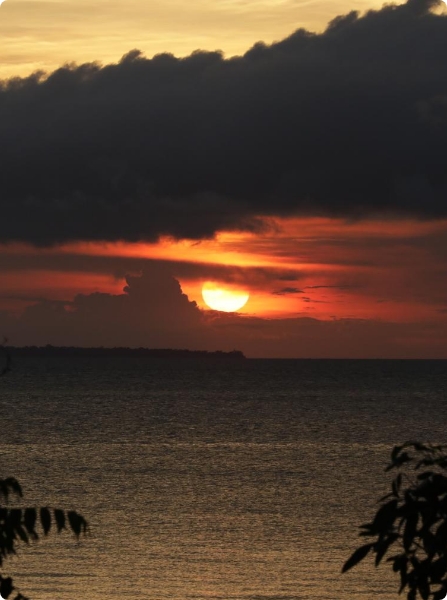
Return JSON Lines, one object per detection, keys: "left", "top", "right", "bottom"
{"left": 1, "top": 358, "right": 446, "bottom": 599}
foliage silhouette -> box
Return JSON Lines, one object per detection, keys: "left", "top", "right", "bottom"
{"left": 0, "top": 479, "right": 88, "bottom": 599}
{"left": 343, "top": 442, "right": 447, "bottom": 600}
{"left": 0, "top": 342, "right": 88, "bottom": 599}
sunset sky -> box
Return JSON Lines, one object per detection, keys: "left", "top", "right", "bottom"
{"left": 1, "top": 0, "right": 447, "bottom": 357}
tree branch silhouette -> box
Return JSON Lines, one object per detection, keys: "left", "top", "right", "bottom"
{"left": 0, "top": 478, "right": 88, "bottom": 599}
{"left": 343, "top": 442, "right": 447, "bottom": 600}
{"left": 0, "top": 339, "right": 88, "bottom": 599}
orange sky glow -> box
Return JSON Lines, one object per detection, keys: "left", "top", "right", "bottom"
{"left": 2, "top": 216, "right": 447, "bottom": 326}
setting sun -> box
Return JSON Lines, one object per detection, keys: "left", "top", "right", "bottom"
{"left": 201, "top": 282, "right": 249, "bottom": 312}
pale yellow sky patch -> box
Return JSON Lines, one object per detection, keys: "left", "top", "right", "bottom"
{"left": 0, "top": 0, "right": 403, "bottom": 79}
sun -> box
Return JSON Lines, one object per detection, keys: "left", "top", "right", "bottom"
{"left": 201, "top": 281, "right": 249, "bottom": 312}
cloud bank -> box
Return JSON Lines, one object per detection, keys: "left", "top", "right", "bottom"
{"left": 1, "top": 0, "right": 447, "bottom": 245}
{"left": 1, "top": 269, "right": 446, "bottom": 358}
{"left": 3, "top": 270, "right": 203, "bottom": 349}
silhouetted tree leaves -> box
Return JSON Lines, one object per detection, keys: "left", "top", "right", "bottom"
{"left": 0, "top": 347, "right": 88, "bottom": 598}
{"left": 0, "top": 579, "right": 29, "bottom": 600}
{"left": 343, "top": 441, "right": 447, "bottom": 599}
{"left": 0, "top": 479, "right": 22, "bottom": 502}
{"left": 67, "top": 511, "right": 87, "bottom": 538}
{"left": 0, "top": 574, "right": 27, "bottom": 599}
{"left": 23, "top": 509, "right": 37, "bottom": 540}
{"left": 375, "top": 532, "right": 399, "bottom": 567}
{"left": 342, "top": 543, "right": 374, "bottom": 572}
{"left": 39, "top": 508, "right": 51, "bottom": 535}
{"left": 0, "top": 478, "right": 88, "bottom": 599}
{"left": 54, "top": 509, "right": 65, "bottom": 533}
{"left": 1, "top": 575, "right": 14, "bottom": 598}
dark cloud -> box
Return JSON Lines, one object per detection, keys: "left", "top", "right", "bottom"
{"left": 0, "top": 250, "right": 301, "bottom": 287}
{"left": 304, "top": 285, "right": 358, "bottom": 290}
{"left": 4, "top": 270, "right": 203, "bottom": 348}
{"left": 2, "top": 0, "right": 447, "bottom": 245}
{"left": 300, "top": 296, "right": 331, "bottom": 303}
{"left": 272, "top": 287, "right": 304, "bottom": 295}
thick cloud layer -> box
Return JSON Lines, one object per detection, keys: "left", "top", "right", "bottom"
{"left": 2, "top": 0, "right": 447, "bottom": 244}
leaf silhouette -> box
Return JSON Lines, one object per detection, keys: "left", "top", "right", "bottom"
{"left": 39, "top": 507, "right": 51, "bottom": 535}
{"left": 403, "top": 511, "right": 418, "bottom": 551}
{"left": 0, "top": 479, "right": 22, "bottom": 503}
{"left": 344, "top": 441, "right": 447, "bottom": 599}
{"left": 374, "top": 532, "right": 399, "bottom": 566}
{"left": 371, "top": 499, "right": 398, "bottom": 533}
{"left": 342, "top": 543, "right": 373, "bottom": 572}
{"left": 67, "top": 511, "right": 87, "bottom": 538}
{"left": 0, "top": 350, "right": 88, "bottom": 599}
{"left": 54, "top": 509, "right": 65, "bottom": 533}
{"left": 23, "top": 509, "right": 37, "bottom": 539}
{"left": 0, "top": 576, "right": 13, "bottom": 598}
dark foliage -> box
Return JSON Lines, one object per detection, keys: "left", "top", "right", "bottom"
{"left": 0, "top": 478, "right": 88, "bottom": 599}
{"left": 0, "top": 344, "right": 88, "bottom": 599}
{"left": 343, "top": 442, "right": 447, "bottom": 600}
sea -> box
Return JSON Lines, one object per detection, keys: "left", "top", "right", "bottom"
{"left": 1, "top": 357, "right": 447, "bottom": 600}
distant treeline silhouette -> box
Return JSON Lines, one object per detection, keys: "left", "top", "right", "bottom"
{"left": 6, "top": 345, "right": 246, "bottom": 359}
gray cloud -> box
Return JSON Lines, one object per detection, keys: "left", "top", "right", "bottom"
{"left": 1, "top": 0, "right": 447, "bottom": 245}
{"left": 5, "top": 270, "right": 203, "bottom": 348}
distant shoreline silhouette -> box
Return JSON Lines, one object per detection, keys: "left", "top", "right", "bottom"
{"left": 5, "top": 345, "right": 246, "bottom": 359}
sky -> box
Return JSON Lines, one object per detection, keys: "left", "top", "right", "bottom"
{"left": 1, "top": 0, "right": 447, "bottom": 357}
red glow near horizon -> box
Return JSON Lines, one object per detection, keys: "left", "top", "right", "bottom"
{"left": 1, "top": 216, "right": 447, "bottom": 324}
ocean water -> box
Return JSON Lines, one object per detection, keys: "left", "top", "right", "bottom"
{"left": 1, "top": 357, "right": 447, "bottom": 600}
